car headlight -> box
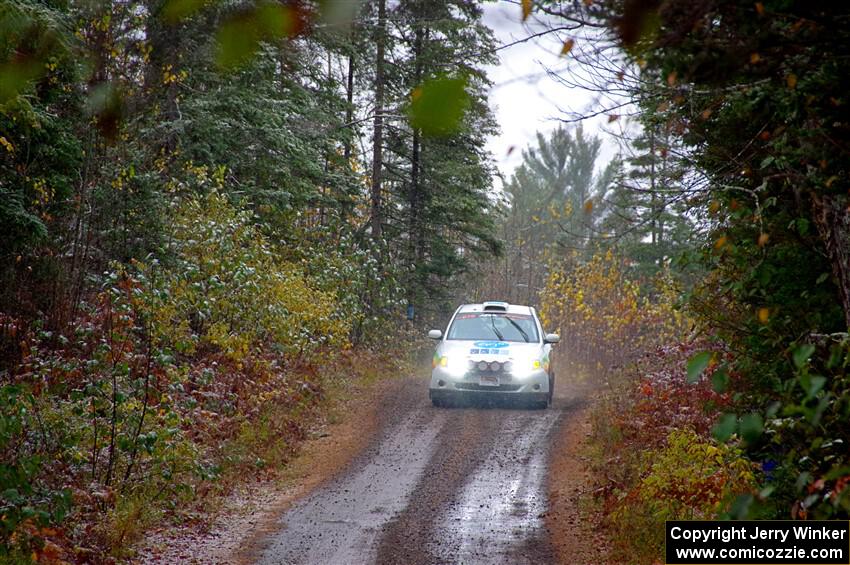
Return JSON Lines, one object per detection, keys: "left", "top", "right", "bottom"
{"left": 511, "top": 358, "right": 542, "bottom": 378}
{"left": 436, "top": 355, "right": 468, "bottom": 377}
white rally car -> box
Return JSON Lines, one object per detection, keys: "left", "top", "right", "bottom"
{"left": 427, "top": 301, "right": 559, "bottom": 408}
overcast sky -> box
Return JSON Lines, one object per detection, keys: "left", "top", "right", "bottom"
{"left": 481, "top": 1, "right": 623, "bottom": 188}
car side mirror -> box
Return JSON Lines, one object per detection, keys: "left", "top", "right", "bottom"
{"left": 428, "top": 329, "right": 443, "bottom": 340}
{"left": 544, "top": 333, "right": 560, "bottom": 344}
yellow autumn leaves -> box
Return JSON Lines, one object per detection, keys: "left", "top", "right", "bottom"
{"left": 139, "top": 188, "right": 349, "bottom": 362}
{"left": 540, "top": 250, "right": 690, "bottom": 379}
{"left": 609, "top": 429, "right": 756, "bottom": 561}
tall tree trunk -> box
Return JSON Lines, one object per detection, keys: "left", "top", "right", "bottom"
{"left": 408, "top": 127, "right": 421, "bottom": 287}
{"left": 339, "top": 49, "right": 356, "bottom": 221}
{"left": 370, "top": 0, "right": 386, "bottom": 243}
{"left": 811, "top": 192, "right": 850, "bottom": 329}
{"left": 407, "top": 21, "right": 425, "bottom": 308}
{"left": 319, "top": 50, "right": 333, "bottom": 227}
{"left": 344, "top": 50, "right": 355, "bottom": 163}
{"left": 649, "top": 129, "right": 658, "bottom": 246}
{"left": 145, "top": 0, "right": 180, "bottom": 153}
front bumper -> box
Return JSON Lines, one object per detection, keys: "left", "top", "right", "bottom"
{"left": 429, "top": 388, "right": 549, "bottom": 405}
{"left": 429, "top": 366, "right": 549, "bottom": 399}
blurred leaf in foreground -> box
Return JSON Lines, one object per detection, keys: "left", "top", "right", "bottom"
{"left": 216, "top": 2, "right": 301, "bottom": 71}
{"left": 521, "top": 0, "right": 532, "bottom": 22}
{"left": 316, "top": 0, "right": 365, "bottom": 26}
{"left": 161, "top": 0, "right": 208, "bottom": 23}
{"left": 0, "top": 1, "right": 70, "bottom": 104}
{"left": 712, "top": 413, "right": 737, "bottom": 442}
{"left": 408, "top": 75, "right": 469, "bottom": 137}
{"left": 792, "top": 343, "right": 815, "bottom": 369}
{"left": 85, "top": 82, "right": 124, "bottom": 141}
{"left": 739, "top": 412, "right": 763, "bottom": 444}
{"left": 686, "top": 350, "right": 712, "bottom": 383}
{"left": 0, "top": 58, "right": 42, "bottom": 104}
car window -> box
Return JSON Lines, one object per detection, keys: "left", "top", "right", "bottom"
{"left": 446, "top": 312, "right": 539, "bottom": 342}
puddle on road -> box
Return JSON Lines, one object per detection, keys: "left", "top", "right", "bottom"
{"left": 431, "top": 411, "right": 560, "bottom": 564}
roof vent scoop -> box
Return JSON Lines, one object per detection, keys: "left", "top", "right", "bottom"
{"left": 482, "top": 301, "right": 509, "bottom": 311}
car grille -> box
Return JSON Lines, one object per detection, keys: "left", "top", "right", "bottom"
{"left": 465, "top": 370, "right": 513, "bottom": 382}
{"left": 467, "top": 360, "right": 513, "bottom": 373}
{"left": 462, "top": 359, "right": 514, "bottom": 381}
{"left": 454, "top": 382, "right": 522, "bottom": 392}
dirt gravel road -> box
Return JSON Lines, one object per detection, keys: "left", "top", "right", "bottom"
{"left": 254, "top": 376, "right": 584, "bottom": 565}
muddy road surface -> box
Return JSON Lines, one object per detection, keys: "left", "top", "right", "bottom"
{"left": 255, "top": 376, "right": 582, "bottom": 565}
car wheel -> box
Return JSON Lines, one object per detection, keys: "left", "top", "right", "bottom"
{"left": 430, "top": 391, "right": 443, "bottom": 407}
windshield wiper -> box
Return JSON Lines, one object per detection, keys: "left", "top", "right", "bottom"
{"left": 489, "top": 316, "right": 504, "bottom": 340}
{"left": 504, "top": 317, "right": 530, "bottom": 342}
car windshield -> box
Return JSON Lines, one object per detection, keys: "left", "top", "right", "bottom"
{"left": 446, "top": 312, "right": 539, "bottom": 342}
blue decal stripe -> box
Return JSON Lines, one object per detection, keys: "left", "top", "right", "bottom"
{"left": 473, "top": 341, "right": 510, "bottom": 348}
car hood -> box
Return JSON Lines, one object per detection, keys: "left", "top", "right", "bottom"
{"left": 436, "top": 339, "right": 545, "bottom": 361}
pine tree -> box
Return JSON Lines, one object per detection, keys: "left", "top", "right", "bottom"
{"left": 601, "top": 120, "right": 695, "bottom": 278}
{"left": 488, "top": 125, "right": 618, "bottom": 304}
{"left": 369, "top": 0, "right": 502, "bottom": 319}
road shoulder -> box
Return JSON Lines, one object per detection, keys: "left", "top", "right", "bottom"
{"left": 546, "top": 398, "right": 612, "bottom": 565}
{"left": 135, "top": 371, "right": 413, "bottom": 564}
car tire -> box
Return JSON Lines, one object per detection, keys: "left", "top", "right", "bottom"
{"left": 430, "top": 391, "right": 443, "bottom": 407}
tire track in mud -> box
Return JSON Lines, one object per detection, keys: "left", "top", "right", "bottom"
{"left": 256, "top": 377, "right": 573, "bottom": 564}
{"left": 255, "top": 378, "right": 442, "bottom": 565}
{"left": 422, "top": 410, "right": 561, "bottom": 565}
{"left": 373, "top": 408, "right": 522, "bottom": 565}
